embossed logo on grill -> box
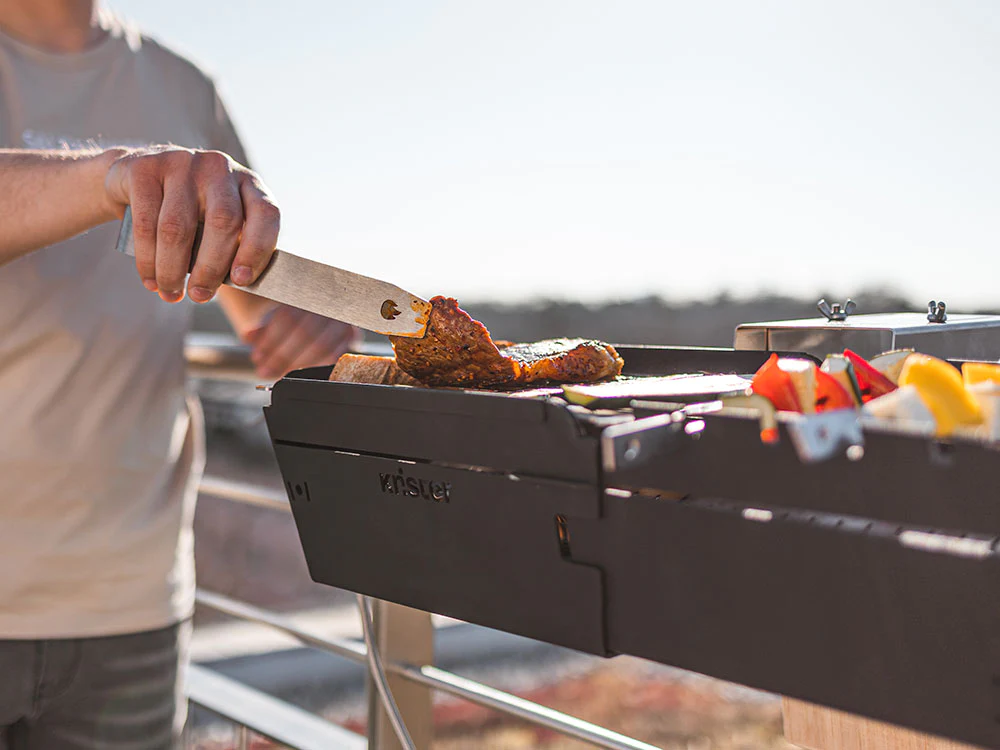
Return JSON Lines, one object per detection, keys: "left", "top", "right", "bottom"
{"left": 379, "top": 470, "right": 451, "bottom": 503}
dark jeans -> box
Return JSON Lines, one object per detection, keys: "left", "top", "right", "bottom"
{"left": 0, "top": 622, "right": 189, "bottom": 750}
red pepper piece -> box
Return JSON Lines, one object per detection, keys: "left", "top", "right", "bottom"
{"left": 750, "top": 353, "right": 802, "bottom": 412}
{"left": 843, "top": 349, "right": 898, "bottom": 403}
{"left": 814, "top": 367, "right": 856, "bottom": 412}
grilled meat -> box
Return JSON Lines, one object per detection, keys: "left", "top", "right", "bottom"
{"left": 330, "top": 353, "right": 424, "bottom": 386}
{"left": 390, "top": 296, "right": 515, "bottom": 386}
{"left": 501, "top": 339, "right": 625, "bottom": 384}
{"left": 390, "top": 296, "right": 624, "bottom": 387}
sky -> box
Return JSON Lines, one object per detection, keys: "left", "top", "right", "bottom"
{"left": 108, "top": 0, "right": 1000, "bottom": 309}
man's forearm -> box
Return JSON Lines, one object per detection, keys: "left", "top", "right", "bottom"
{"left": 216, "top": 285, "right": 277, "bottom": 338}
{"left": 0, "top": 148, "right": 125, "bottom": 264}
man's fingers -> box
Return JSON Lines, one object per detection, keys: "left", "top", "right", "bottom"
{"left": 239, "top": 307, "right": 276, "bottom": 345}
{"left": 242, "top": 326, "right": 262, "bottom": 346}
{"left": 156, "top": 172, "right": 199, "bottom": 302}
{"left": 287, "top": 322, "right": 356, "bottom": 374}
{"left": 253, "top": 316, "right": 358, "bottom": 379}
{"left": 250, "top": 307, "right": 303, "bottom": 374}
{"left": 187, "top": 153, "right": 243, "bottom": 303}
{"left": 259, "top": 315, "right": 328, "bottom": 377}
{"left": 230, "top": 174, "right": 280, "bottom": 286}
{"left": 128, "top": 169, "right": 163, "bottom": 292}
{"left": 102, "top": 147, "right": 281, "bottom": 300}
{"left": 323, "top": 323, "right": 361, "bottom": 362}
{"left": 256, "top": 315, "right": 316, "bottom": 377}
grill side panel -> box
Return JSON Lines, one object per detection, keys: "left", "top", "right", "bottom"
{"left": 611, "top": 410, "right": 1000, "bottom": 537}
{"left": 265, "top": 376, "right": 600, "bottom": 483}
{"left": 269, "top": 443, "right": 607, "bottom": 655}
{"left": 577, "top": 491, "right": 1000, "bottom": 749}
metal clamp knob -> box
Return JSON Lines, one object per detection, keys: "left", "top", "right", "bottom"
{"left": 817, "top": 298, "right": 856, "bottom": 322}
{"left": 927, "top": 300, "right": 947, "bottom": 323}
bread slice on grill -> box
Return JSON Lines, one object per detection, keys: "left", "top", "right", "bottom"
{"left": 329, "top": 354, "right": 424, "bottom": 386}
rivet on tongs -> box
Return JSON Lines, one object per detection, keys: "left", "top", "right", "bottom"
{"left": 927, "top": 300, "right": 947, "bottom": 323}
{"left": 817, "top": 298, "right": 857, "bottom": 322}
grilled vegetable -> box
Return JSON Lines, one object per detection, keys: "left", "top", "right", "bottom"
{"left": 820, "top": 355, "right": 863, "bottom": 406}
{"left": 778, "top": 358, "right": 818, "bottom": 414}
{"left": 843, "top": 349, "right": 897, "bottom": 402}
{"left": 898, "top": 354, "right": 983, "bottom": 436}
{"left": 751, "top": 355, "right": 855, "bottom": 414}
{"left": 862, "top": 385, "right": 935, "bottom": 430}
{"left": 961, "top": 361, "right": 1000, "bottom": 387}
{"left": 750, "top": 353, "right": 803, "bottom": 412}
{"left": 814, "top": 368, "right": 856, "bottom": 412}
{"left": 868, "top": 349, "right": 915, "bottom": 385}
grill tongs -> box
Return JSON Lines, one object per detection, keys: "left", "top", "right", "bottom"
{"left": 115, "top": 206, "right": 430, "bottom": 338}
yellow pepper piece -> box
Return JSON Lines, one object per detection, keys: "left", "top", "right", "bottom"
{"left": 899, "top": 354, "right": 983, "bottom": 436}
{"left": 961, "top": 361, "right": 1000, "bottom": 387}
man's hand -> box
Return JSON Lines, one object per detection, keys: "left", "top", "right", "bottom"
{"left": 104, "top": 147, "right": 280, "bottom": 303}
{"left": 0, "top": 146, "right": 277, "bottom": 271}
{"left": 243, "top": 306, "right": 360, "bottom": 379}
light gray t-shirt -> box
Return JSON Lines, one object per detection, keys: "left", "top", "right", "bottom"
{"left": 0, "top": 10, "right": 247, "bottom": 638}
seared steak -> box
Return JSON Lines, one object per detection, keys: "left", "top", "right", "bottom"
{"left": 390, "top": 296, "right": 623, "bottom": 387}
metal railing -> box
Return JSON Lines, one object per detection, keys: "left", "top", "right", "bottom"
{"left": 186, "top": 332, "right": 661, "bottom": 750}
{"left": 196, "top": 476, "right": 658, "bottom": 750}
{"left": 186, "top": 662, "right": 366, "bottom": 749}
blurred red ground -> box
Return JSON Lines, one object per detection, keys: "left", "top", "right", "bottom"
{"left": 191, "top": 657, "right": 797, "bottom": 749}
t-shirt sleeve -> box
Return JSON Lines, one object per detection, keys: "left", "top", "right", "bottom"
{"left": 208, "top": 82, "right": 251, "bottom": 169}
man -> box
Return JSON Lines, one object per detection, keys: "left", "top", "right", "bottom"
{"left": 0, "top": 4, "right": 357, "bottom": 747}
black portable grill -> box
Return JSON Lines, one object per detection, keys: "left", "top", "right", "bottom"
{"left": 262, "top": 311, "right": 1000, "bottom": 749}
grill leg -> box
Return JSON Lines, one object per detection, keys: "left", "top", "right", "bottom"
{"left": 366, "top": 601, "right": 434, "bottom": 750}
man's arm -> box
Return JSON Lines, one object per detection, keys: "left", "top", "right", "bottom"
{"left": 0, "top": 148, "right": 123, "bottom": 262}
{"left": 0, "top": 146, "right": 280, "bottom": 304}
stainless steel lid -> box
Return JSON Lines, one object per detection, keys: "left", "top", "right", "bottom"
{"left": 734, "top": 302, "right": 1000, "bottom": 361}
